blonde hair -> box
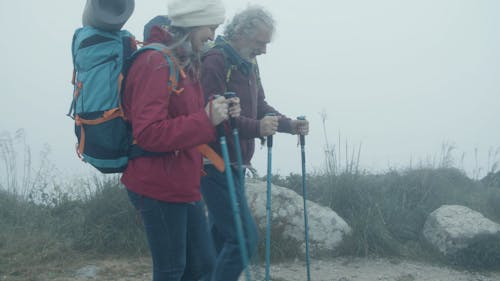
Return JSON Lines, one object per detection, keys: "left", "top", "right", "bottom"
{"left": 165, "top": 26, "right": 202, "bottom": 80}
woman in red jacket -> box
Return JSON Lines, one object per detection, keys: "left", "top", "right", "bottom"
{"left": 121, "top": 1, "right": 238, "bottom": 280}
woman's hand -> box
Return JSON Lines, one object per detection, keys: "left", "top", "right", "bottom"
{"left": 205, "top": 96, "right": 228, "bottom": 126}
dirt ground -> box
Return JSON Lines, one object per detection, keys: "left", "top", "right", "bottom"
{"left": 2, "top": 256, "right": 499, "bottom": 281}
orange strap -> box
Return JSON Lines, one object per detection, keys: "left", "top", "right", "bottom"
{"left": 73, "top": 81, "right": 82, "bottom": 100}
{"left": 179, "top": 68, "right": 187, "bottom": 79}
{"left": 75, "top": 108, "right": 124, "bottom": 157}
{"left": 75, "top": 108, "right": 124, "bottom": 126}
{"left": 118, "top": 73, "right": 124, "bottom": 97}
{"left": 154, "top": 46, "right": 186, "bottom": 95}
{"left": 117, "top": 74, "right": 128, "bottom": 121}
{"left": 172, "top": 87, "right": 185, "bottom": 95}
{"left": 77, "top": 125, "right": 85, "bottom": 157}
{"left": 197, "top": 144, "right": 225, "bottom": 172}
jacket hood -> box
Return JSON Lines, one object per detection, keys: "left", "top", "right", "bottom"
{"left": 145, "top": 26, "right": 193, "bottom": 66}
{"left": 145, "top": 25, "right": 173, "bottom": 45}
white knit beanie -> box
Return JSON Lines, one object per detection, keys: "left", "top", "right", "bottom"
{"left": 168, "top": 0, "right": 225, "bottom": 27}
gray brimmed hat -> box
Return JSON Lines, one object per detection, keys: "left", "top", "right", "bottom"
{"left": 82, "top": 0, "right": 135, "bottom": 31}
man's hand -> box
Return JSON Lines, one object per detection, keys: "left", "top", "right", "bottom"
{"left": 227, "top": 97, "right": 241, "bottom": 118}
{"left": 290, "top": 119, "right": 309, "bottom": 135}
{"left": 259, "top": 115, "right": 278, "bottom": 137}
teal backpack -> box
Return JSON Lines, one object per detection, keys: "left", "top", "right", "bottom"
{"left": 68, "top": 25, "right": 182, "bottom": 173}
{"left": 68, "top": 26, "right": 137, "bottom": 173}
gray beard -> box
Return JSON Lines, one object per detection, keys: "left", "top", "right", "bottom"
{"left": 238, "top": 47, "right": 253, "bottom": 61}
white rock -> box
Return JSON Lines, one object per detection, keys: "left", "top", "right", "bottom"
{"left": 75, "top": 265, "right": 99, "bottom": 279}
{"left": 245, "top": 179, "right": 351, "bottom": 256}
{"left": 423, "top": 204, "right": 500, "bottom": 255}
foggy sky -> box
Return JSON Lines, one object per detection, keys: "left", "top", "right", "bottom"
{"left": 0, "top": 0, "right": 499, "bottom": 180}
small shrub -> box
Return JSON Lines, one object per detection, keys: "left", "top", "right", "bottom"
{"left": 452, "top": 233, "right": 500, "bottom": 270}
{"left": 271, "top": 167, "right": 500, "bottom": 262}
{"left": 482, "top": 171, "right": 500, "bottom": 188}
{"left": 73, "top": 176, "right": 147, "bottom": 255}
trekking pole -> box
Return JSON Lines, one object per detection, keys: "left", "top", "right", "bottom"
{"left": 224, "top": 92, "right": 245, "bottom": 192}
{"left": 265, "top": 112, "right": 276, "bottom": 281}
{"left": 215, "top": 97, "right": 252, "bottom": 281}
{"left": 297, "top": 115, "right": 311, "bottom": 281}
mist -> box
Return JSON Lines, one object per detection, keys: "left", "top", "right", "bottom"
{"left": 0, "top": 0, "right": 499, "bottom": 180}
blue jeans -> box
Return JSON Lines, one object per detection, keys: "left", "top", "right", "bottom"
{"left": 127, "top": 190, "right": 215, "bottom": 281}
{"left": 200, "top": 165, "right": 259, "bottom": 281}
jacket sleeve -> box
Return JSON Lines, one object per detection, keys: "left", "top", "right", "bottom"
{"left": 126, "top": 51, "right": 216, "bottom": 152}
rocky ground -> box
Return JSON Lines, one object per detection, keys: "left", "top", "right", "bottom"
{"left": 4, "top": 257, "right": 499, "bottom": 281}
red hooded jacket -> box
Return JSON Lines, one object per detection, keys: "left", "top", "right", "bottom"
{"left": 121, "top": 27, "right": 216, "bottom": 202}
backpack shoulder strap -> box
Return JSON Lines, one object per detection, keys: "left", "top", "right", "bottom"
{"left": 133, "top": 43, "right": 185, "bottom": 95}
{"left": 252, "top": 59, "right": 263, "bottom": 90}
{"left": 212, "top": 44, "right": 261, "bottom": 91}
{"left": 212, "top": 44, "right": 236, "bottom": 91}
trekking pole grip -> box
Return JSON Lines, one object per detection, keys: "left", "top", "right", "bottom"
{"left": 265, "top": 113, "right": 276, "bottom": 148}
{"left": 209, "top": 94, "right": 226, "bottom": 138}
{"left": 224, "top": 92, "right": 237, "bottom": 129}
{"left": 297, "top": 116, "right": 306, "bottom": 146}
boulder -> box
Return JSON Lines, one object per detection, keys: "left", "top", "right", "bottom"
{"left": 245, "top": 179, "right": 351, "bottom": 256}
{"left": 423, "top": 204, "right": 500, "bottom": 256}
